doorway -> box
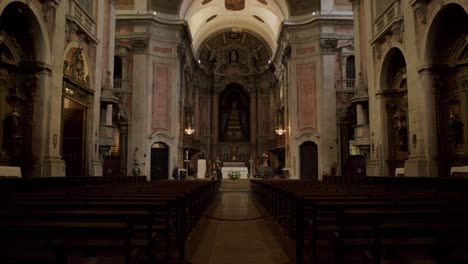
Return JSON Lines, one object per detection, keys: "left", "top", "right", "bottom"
{"left": 300, "top": 141, "right": 318, "bottom": 180}
{"left": 150, "top": 142, "right": 169, "bottom": 180}
{"left": 62, "top": 98, "right": 87, "bottom": 176}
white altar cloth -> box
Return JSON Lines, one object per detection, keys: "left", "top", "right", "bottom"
{"left": 221, "top": 167, "right": 249, "bottom": 179}
{"left": 451, "top": 166, "right": 468, "bottom": 176}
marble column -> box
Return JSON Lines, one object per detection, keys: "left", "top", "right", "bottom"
{"left": 211, "top": 94, "right": 219, "bottom": 158}
{"left": 420, "top": 68, "right": 437, "bottom": 176}
{"left": 250, "top": 93, "right": 257, "bottom": 158}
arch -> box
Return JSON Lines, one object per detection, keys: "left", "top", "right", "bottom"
{"left": 299, "top": 141, "right": 318, "bottom": 180}
{"left": 422, "top": 1, "right": 468, "bottom": 65}
{"left": 150, "top": 141, "right": 170, "bottom": 180}
{"left": 0, "top": 0, "right": 51, "bottom": 65}
{"left": 379, "top": 48, "right": 409, "bottom": 176}
{"left": 421, "top": 2, "right": 468, "bottom": 175}
{"left": 196, "top": 29, "right": 272, "bottom": 60}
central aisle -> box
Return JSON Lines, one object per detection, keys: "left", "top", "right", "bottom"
{"left": 187, "top": 190, "right": 293, "bottom": 264}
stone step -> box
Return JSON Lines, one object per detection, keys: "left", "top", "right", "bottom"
{"left": 221, "top": 179, "right": 250, "bottom": 191}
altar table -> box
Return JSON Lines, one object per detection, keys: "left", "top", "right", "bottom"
{"left": 221, "top": 167, "right": 249, "bottom": 179}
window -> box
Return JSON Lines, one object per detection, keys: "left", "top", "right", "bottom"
{"left": 346, "top": 56, "right": 356, "bottom": 80}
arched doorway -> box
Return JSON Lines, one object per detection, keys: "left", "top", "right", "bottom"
{"left": 381, "top": 48, "right": 408, "bottom": 176}
{"left": 300, "top": 141, "right": 318, "bottom": 180}
{"left": 427, "top": 4, "right": 468, "bottom": 176}
{"left": 0, "top": 3, "right": 45, "bottom": 177}
{"left": 151, "top": 142, "right": 169, "bottom": 180}
{"left": 62, "top": 48, "right": 92, "bottom": 176}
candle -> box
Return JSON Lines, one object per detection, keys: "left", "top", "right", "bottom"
{"left": 186, "top": 150, "right": 188, "bottom": 160}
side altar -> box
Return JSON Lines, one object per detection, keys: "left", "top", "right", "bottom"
{"left": 221, "top": 161, "right": 249, "bottom": 179}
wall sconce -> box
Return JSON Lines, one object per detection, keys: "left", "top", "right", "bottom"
{"left": 184, "top": 125, "right": 195, "bottom": 135}
{"left": 275, "top": 127, "right": 286, "bottom": 136}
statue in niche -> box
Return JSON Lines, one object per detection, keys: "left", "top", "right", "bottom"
{"left": 448, "top": 109, "right": 463, "bottom": 144}
{"left": 229, "top": 49, "right": 239, "bottom": 64}
{"left": 393, "top": 109, "right": 408, "bottom": 152}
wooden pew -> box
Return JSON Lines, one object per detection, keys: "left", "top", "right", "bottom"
{"left": 0, "top": 178, "right": 218, "bottom": 264}
{"left": 250, "top": 179, "right": 468, "bottom": 264}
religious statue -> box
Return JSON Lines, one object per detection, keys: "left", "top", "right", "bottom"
{"left": 258, "top": 153, "right": 273, "bottom": 179}
{"left": 393, "top": 109, "right": 408, "bottom": 152}
{"left": 448, "top": 109, "right": 463, "bottom": 144}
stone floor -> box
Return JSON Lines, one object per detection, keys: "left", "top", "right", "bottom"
{"left": 186, "top": 187, "right": 293, "bottom": 264}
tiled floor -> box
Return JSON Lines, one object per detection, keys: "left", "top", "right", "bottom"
{"left": 187, "top": 191, "right": 293, "bottom": 264}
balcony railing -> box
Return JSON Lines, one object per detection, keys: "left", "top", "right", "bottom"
{"left": 113, "top": 79, "right": 130, "bottom": 93}
{"left": 337, "top": 79, "right": 355, "bottom": 91}
{"left": 68, "top": 0, "right": 96, "bottom": 38}
{"left": 373, "top": 0, "right": 402, "bottom": 39}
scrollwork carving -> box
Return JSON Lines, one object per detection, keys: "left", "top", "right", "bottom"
{"left": 320, "top": 38, "right": 338, "bottom": 53}
{"left": 412, "top": 1, "right": 427, "bottom": 24}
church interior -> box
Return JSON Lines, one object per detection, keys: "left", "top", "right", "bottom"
{"left": 0, "top": 0, "right": 467, "bottom": 263}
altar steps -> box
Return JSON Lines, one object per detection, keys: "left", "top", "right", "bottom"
{"left": 221, "top": 179, "right": 250, "bottom": 191}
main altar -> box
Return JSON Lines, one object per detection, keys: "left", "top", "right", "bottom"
{"left": 222, "top": 161, "right": 249, "bottom": 179}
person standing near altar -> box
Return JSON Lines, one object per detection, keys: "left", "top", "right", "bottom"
{"left": 216, "top": 164, "right": 223, "bottom": 189}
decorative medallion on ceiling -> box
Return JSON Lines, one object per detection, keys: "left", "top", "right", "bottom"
{"left": 225, "top": 0, "right": 245, "bottom": 11}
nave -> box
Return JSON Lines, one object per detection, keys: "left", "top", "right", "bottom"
{"left": 187, "top": 184, "right": 292, "bottom": 264}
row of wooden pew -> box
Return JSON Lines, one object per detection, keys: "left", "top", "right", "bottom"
{"left": 0, "top": 177, "right": 219, "bottom": 264}
{"left": 251, "top": 178, "right": 468, "bottom": 264}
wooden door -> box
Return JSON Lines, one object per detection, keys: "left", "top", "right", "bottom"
{"left": 300, "top": 141, "right": 318, "bottom": 180}
{"left": 63, "top": 108, "right": 85, "bottom": 176}
{"left": 151, "top": 143, "right": 169, "bottom": 180}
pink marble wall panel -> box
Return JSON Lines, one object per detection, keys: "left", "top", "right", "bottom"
{"left": 101, "top": 1, "right": 110, "bottom": 81}
{"left": 335, "top": 26, "right": 353, "bottom": 34}
{"left": 359, "top": 3, "right": 367, "bottom": 79}
{"left": 297, "top": 63, "right": 317, "bottom": 130}
{"left": 152, "top": 63, "right": 172, "bottom": 132}
{"left": 116, "top": 24, "right": 134, "bottom": 33}
{"left": 296, "top": 47, "right": 316, "bottom": 55}
{"left": 116, "top": 0, "right": 135, "bottom": 9}
{"left": 153, "top": 46, "right": 173, "bottom": 55}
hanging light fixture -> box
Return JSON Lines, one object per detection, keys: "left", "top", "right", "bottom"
{"left": 275, "top": 127, "right": 286, "bottom": 136}
{"left": 184, "top": 125, "right": 195, "bottom": 135}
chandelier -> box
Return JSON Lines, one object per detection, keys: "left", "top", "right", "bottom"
{"left": 184, "top": 125, "right": 195, "bottom": 135}
{"left": 275, "top": 127, "right": 286, "bottom": 136}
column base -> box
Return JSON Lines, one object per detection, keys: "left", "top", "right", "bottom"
{"left": 90, "top": 160, "right": 103, "bottom": 176}
{"left": 42, "top": 156, "right": 66, "bottom": 177}
{"left": 366, "top": 159, "right": 380, "bottom": 176}
{"left": 404, "top": 155, "right": 428, "bottom": 177}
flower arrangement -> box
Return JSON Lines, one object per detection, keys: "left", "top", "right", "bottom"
{"left": 228, "top": 171, "right": 241, "bottom": 180}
